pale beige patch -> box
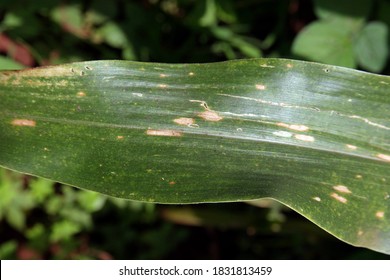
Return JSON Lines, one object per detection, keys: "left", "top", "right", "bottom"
{"left": 356, "top": 174, "right": 363, "bottom": 179}
{"left": 277, "top": 122, "right": 309, "bottom": 132}
{"left": 273, "top": 131, "right": 293, "bottom": 138}
{"left": 256, "top": 84, "right": 266, "bottom": 90}
{"left": 377, "top": 153, "right": 390, "bottom": 162}
{"left": 357, "top": 230, "right": 364, "bottom": 236}
{"left": 286, "top": 63, "right": 293, "bottom": 68}
{"left": 188, "top": 72, "right": 194, "bottom": 76}
{"left": 117, "top": 136, "right": 124, "bottom": 140}
{"left": 174, "top": 117, "right": 195, "bottom": 126}
{"left": 376, "top": 211, "right": 385, "bottom": 219}
{"left": 333, "top": 185, "right": 352, "bottom": 194}
{"left": 146, "top": 129, "right": 182, "bottom": 137}
{"left": 294, "top": 134, "right": 315, "bottom": 142}
{"left": 331, "top": 193, "right": 347, "bottom": 203}
{"left": 313, "top": 197, "right": 321, "bottom": 202}
{"left": 77, "top": 91, "right": 86, "bottom": 97}
{"left": 11, "top": 119, "right": 36, "bottom": 127}
{"left": 198, "top": 110, "right": 223, "bottom": 122}
{"left": 159, "top": 74, "right": 167, "bottom": 78}
{"left": 259, "top": 64, "right": 275, "bottom": 68}
{"left": 158, "top": 84, "right": 168, "bottom": 88}
{"left": 346, "top": 144, "right": 357, "bottom": 150}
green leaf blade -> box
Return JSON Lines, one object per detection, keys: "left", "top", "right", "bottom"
{"left": 0, "top": 59, "right": 389, "bottom": 254}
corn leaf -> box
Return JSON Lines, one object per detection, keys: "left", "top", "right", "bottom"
{"left": 0, "top": 59, "right": 389, "bottom": 254}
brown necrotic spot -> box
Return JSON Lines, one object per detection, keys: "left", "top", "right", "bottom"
{"left": 333, "top": 185, "right": 352, "bottom": 194}
{"left": 174, "top": 117, "right": 195, "bottom": 126}
{"left": 198, "top": 110, "right": 223, "bottom": 122}
{"left": 331, "top": 193, "right": 347, "bottom": 203}
{"left": 11, "top": 119, "right": 36, "bottom": 127}
{"left": 146, "top": 129, "right": 183, "bottom": 137}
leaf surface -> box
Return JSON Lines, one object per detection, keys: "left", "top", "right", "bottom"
{"left": 0, "top": 59, "right": 389, "bottom": 254}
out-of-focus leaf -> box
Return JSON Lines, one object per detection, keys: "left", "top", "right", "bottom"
{"left": 0, "top": 59, "right": 389, "bottom": 254}
{"left": 292, "top": 21, "right": 356, "bottom": 67}
{"left": 0, "top": 56, "right": 24, "bottom": 70}
{"left": 355, "top": 22, "right": 389, "bottom": 73}
{"left": 97, "top": 22, "right": 128, "bottom": 48}
{"left": 313, "top": 0, "right": 372, "bottom": 22}
{"left": 199, "top": 0, "right": 217, "bottom": 27}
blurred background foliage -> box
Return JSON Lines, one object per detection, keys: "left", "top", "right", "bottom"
{"left": 0, "top": 0, "right": 389, "bottom": 259}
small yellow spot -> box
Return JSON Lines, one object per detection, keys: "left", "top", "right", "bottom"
{"left": 159, "top": 74, "right": 167, "bottom": 78}
{"left": 188, "top": 72, "right": 194, "bottom": 76}
{"left": 294, "top": 134, "right": 315, "bottom": 142}
{"left": 256, "top": 84, "right": 266, "bottom": 90}
{"left": 313, "top": 197, "right": 321, "bottom": 202}
{"left": 117, "top": 136, "right": 124, "bottom": 140}
{"left": 356, "top": 174, "right": 363, "bottom": 179}
{"left": 333, "top": 185, "right": 351, "bottom": 194}
{"left": 286, "top": 63, "right": 293, "bottom": 68}
{"left": 158, "top": 84, "right": 168, "bottom": 88}
{"left": 357, "top": 230, "right": 364, "bottom": 236}
{"left": 346, "top": 144, "right": 357, "bottom": 150}
{"left": 146, "top": 129, "right": 182, "bottom": 137}
{"left": 77, "top": 91, "right": 86, "bottom": 97}
{"left": 377, "top": 153, "right": 390, "bottom": 162}
{"left": 277, "top": 122, "right": 309, "bottom": 132}
{"left": 174, "top": 117, "right": 195, "bottom": 126}
{"left": 11, "top": 119, "right": 36, "bottom": 127}
{"left": 198, "top": 110, "right": 223, "bottom": 122}
{"left": 376, "top": 211, "right": 385, "bottom": 219}
{"left": 331, "top": 193, "right": 347, "bottom": 203}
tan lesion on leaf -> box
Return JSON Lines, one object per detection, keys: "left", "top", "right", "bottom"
{"left": 174, "top": 117, "right": 196, "bottom": 126}
{"left": 11, "top": 119, "right": 36, "bottom": 127}
{"left": 376, "top": 211, "right": 385, "bottom": 219}
{"left": 333, "top": 185, "right": 352, "bottom": 194}
{"left": 198, "top": 110, "right": 223, "bottom": 122}
{"left": 346, "top": 144, "right": 357, "bottom": 150}
{"left": 294, "top": 134, "right": 315, "bottom": 142}
{"left": 377, "top": 153, "right": 390, "bottom": 162}
{"left": 146, "top": 129, "right": 183, "bottom": 137}
{"left": 277, "top": 122, "right": 309, "bottom": 132}
{"left": 190, "top": 99, "right": 223, "bottom": 122}
{"left": 255, "top": 84, "right": 266, "bottom": 90}
{"left": 330, "top": 193, "right": 347, "bottom": 203}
